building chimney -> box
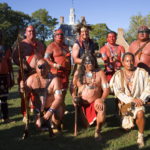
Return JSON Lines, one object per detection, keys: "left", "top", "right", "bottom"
{"left": 60, "top": 16, "right": 64, "bottom": 24}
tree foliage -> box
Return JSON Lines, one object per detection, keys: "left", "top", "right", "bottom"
{"left": 0, "top": 4, "right": 58, "bottom": 46}
{"left": 0, "top": 3, "right": 31, "bottom": 46}
{"left": 125, "top": 13, "right": 150, "bottom": 44}
{"left": 90, "top": 24, "right": 111, "bottom": 48}
{"left": 31, "top": 9, "right": 58, "bottom": 42}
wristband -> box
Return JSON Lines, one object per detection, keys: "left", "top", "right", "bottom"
{"left": 48, "top": 108, "right": 55, "bottom": 114}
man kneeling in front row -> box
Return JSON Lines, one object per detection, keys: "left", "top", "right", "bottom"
{"left": 110, "top": 52, "right": 150, "bottom": 148}
{"left": 72, "top": 52, "right": 109, "bottom": 140}
{"left": 21, "top": 59, "right": 63, "bottom": 135}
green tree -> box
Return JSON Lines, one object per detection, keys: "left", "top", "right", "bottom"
{"left": 90, "top": 24, "right": 111, "bottom": 48}
{"left": 0, "top": 3, "right": 31, "bottom": 46}
{"left": 125, "top": 14, "right": 147, "bottom": 44}
{"left": 31, "top": 9, "right": 58, "bottom": 42}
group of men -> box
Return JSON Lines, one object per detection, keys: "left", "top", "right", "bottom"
{"left": 1, "top": 22, "right": 150, "bottom": 148}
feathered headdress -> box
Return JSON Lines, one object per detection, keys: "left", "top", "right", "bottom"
{"left": 75, "top": 17, "right": 92, "bottom": 34}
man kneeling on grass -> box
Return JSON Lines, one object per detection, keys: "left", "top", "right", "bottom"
{"left": 21, "top": 59, "right": 63, "bottom": 135}
{"left": 72, "top": 52, "right": 109, "bottom": 140}
{"left": 110, "top": 52, "right": 150, "bottom": 148}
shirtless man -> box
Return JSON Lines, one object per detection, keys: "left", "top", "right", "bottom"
{"left": 128, "top": 25, "right": 150, "bottom": 74}
{"left": 100, "top": 31, "right": 125, "bottom": 82}
{"left": 45, "top": 29, "right": 71, "bottom": 114}
{"left": 25, "top": 59, "right": 63, "bottom": 131}
{"left": 12, "top": 25, "right": 45, "bottom": 119}
{"left": 72, "top": 52, "right": 109, "bottom": 140}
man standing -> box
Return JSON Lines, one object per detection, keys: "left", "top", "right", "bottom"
{"left": 100, "top": 31, "right": 125, "bottom": 82}
{"left": 128, "top": 25, "right": 150, "bottom": 74}
{"left": 44, "top": 29, "right": 71, "bottom": 112}
{"left": 12, "top": 25, "right": 45, "bottom": 119}
{"left": 24, "top": 59, "right": 63, "bottom": 132}
{"left": 110, "top": 52, "right": 150, "bottom": 148}
{"left": 72, "top": 21, "right": 95, "bottom": 65}
{"left": 72, "top": 52, "right": 109, "bottom": 140}
{"left": 0, "top": 30, "right": 14, "bottom": 123}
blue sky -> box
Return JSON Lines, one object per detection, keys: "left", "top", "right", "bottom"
{"left": 1, "top": 0, "right": 150, "bottom": 32}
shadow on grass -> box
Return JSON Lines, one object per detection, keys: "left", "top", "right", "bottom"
{"left": 118, "top": 144, "right": 141, "bottom": 150}
{"left": 119, "top": 144, "right": 150, "bottom": 150}
{"left": 8, "top": 91, "right": 20, "bottom": 100}
{"left": 0, "top": 122, "right": 128, "bottom": 150}
{"left": 8, "top": 106, "right": 21, "bottom": 120}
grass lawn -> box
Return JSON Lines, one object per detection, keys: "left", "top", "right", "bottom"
{"left": 0, "top": 65, "right": 150, "bottom": 150}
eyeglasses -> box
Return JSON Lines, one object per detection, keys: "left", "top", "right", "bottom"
{"left": 38, "top": 64, "right": 46, "bottom": 69}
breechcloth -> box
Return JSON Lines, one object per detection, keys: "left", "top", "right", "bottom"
{"left": 81, "top": 102, "right": 97, "bottom": 125}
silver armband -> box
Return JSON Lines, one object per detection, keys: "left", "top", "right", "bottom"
{"left": 101, "top": 53, "right": 106, "bottom": 58}
{"left": 54, "top": 89, "right": 62, "bottom": 95}
{"left": 102, "top": 83, "right": 109, "bottom": 89}
{"left": 44, "top": 53, "right": 51, "bottom": 58}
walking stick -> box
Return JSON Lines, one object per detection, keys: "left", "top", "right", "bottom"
{"left": 73, "top": 87, "right": 79, "bottom": 136}
{"left": 74, "top": 105, "right": 78, "bottom": 136}
{"left": 16, "top": 33, "right": 30, "bottom": 139}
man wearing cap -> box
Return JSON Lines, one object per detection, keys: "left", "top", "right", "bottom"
{"left": 44, "top": 29, "right": 71, "bottom": 116}
{"left": 128, "top": 25, "right": 150, "bottom": 74}
{"left": 100, "top": 31, "right": 125, "bottom": 82}
{"left": 0, "top": 30, "right": 14, "bottom": 123}
{"left": 12, "top": 25, "right": 45, "bottom": 120}
{"left": 72, "top": 21, "right": 95, "bottom": 65}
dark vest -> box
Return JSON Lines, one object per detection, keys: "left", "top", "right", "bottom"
{"left": 75, "top": 39, "right": 95, "bottom": 58}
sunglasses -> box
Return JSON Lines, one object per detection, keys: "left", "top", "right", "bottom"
{"left": 38, "top": 64, "right": 46, "bottom": 69}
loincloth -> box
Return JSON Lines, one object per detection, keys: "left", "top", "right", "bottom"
{"left": 81, "top": 101, "right": 97, "bottom": 125}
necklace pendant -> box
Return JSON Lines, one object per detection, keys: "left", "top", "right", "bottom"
{"left": 86, "top": 72, "right": 92, "bottom": 78}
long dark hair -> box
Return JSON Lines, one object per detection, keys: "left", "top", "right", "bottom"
{"left": 78, "top": 51, "right": 99, "bottom": 84}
